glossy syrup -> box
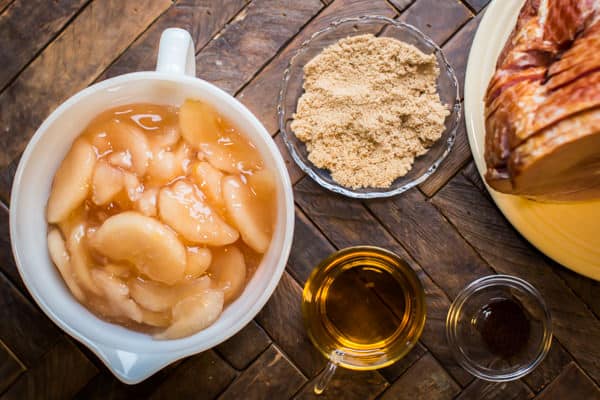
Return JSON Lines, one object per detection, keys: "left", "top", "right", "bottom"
{"left": 302, "top": 248, "right": 426, "bottom": 369}
{"left": 477, "top": 298, "right": 531, "bottom": 358}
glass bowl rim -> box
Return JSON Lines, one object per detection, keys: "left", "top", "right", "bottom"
{"left": 277, "top": 14, "right": 462, "bottom": 199}
{"left": 445, "top": 274, "right": 553, "bottom": 382}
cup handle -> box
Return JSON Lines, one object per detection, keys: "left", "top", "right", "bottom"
{"left": 156, "top": 28, "right": 196, "bottom": 76}
{"left": 314, "top": 361, "right": 338, "bottom": 395}
{"left": 313, "top": 349, "right": 344, "bottom": 395}
{"left": 89, "top": 342, "right": 175, "bottom": 384}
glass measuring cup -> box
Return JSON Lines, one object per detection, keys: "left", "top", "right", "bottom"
{"left": 301, "top": 246, "right": 427, "bottom": 394}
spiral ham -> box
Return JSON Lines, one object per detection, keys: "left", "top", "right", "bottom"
{"left": 484, "top": 0, "right": 600, "bottom": 200}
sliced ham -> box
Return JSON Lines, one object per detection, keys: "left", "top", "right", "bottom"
{"left": 484, "top": 0, "right": 600, "bottom": 200}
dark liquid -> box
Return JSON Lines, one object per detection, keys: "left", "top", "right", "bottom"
{"left": 323, "top": 266, "right": 408, "bottom": 345}
{"left": 477, "top": 299, "right": 530, "bottom": 358}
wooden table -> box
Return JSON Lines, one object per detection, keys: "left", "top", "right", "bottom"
{"left": 1, "top": 0, "right": 599, "bottom": 398}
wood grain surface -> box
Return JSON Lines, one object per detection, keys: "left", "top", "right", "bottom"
{"left": 379, "top": 354, "right": 460, "bottom": 400}
{"left": 0, "top": 0, "right": 88, "bottom": 91}
{"left": 0, "top": 0, "right": 171, "bottom": 169}
{"left": 1, "top": 0, "right": 599, "bottom": 398}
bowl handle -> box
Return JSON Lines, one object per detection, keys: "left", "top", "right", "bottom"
{"left": 89, "top": 342, "right": 179, "bottom": 384}
{"left": 155, "top": 28, "right": 196, "bottom": 77}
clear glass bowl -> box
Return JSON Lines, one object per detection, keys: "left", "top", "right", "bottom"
{"left": 278, "top": 15, "right": 461, "bottom": 198}
{"left": 446, "top": 275, "right": 553, "bottom": 382}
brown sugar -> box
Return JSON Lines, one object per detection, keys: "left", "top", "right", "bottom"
{"left": 291, "top": 34, "right": 449, "bottom": 189}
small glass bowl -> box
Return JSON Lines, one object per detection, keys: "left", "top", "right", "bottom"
{"left": 278, "top": 15, "right": 461, "bottom": 199}
{"left": 446, "top": 275, "right": 553, "bottom": 382}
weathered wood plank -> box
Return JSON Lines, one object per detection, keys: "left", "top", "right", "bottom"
{"left": 293, "top": 177, "right": 472, "bottom": 386}
{"left": 433, "top": 173, "right": 600, "bottom": 383}
{"left": 523, "top": 339, "right": 573, "bottom": 393}
{"left": 419, "top": 114, "right": 471, "bottom": 197}
{"left": 195, "top": 0, "right": 323, "bottom": 94}
{"left": 216, "top": 320, "right": 271, "bottom": 370}
{"left": 397, "top": 0, "right": 473, "bottom": 45}
{"left": 442, "top": 10, "right": 484, "bottom": 100}
{"left": 98, "top": 0, "right": 248, "bottom": 81}
{"left": 379, "top": 343, "right": 427, "bottom": 382}
{"left": 0, "top": 0, "right": 172, "bottom": 181}
{"left": 218, "top": 345, "right": 306, "bottom": 400}
{"left": 73, "top": 363, "right": 180, "bottom": 400}
{"left": 536, "top": 363, "right": 600, "bottom": 400}
{"left": 237, "top": 0, "right": 398, "bottom": 136}
{"left": 0, "top": 0, "right": 14, "bottom": 14}
{"left": 255, "top": 271, "right": 326, "bottom": 377}
{"left": 0, "top": 341, "right": 24, "bottom": 394}
{"left": 554, "top": 267, "right": 600, "bottom": 319}
{"left": 461, "top": 161, "right": 489, "bottom": 198}
{"left": 0, "top": 272, "right": 61, "bottom": 366}
{"left": 417, "top": 12, "right": 485, "bottom": 197}
{"left": 149, "top": 351, "right": 237, "bottom": 400}
{"left": 0, "top": 0, "right": 88, "bottom": 91}
{"left": 462, "top": 0, "right": 491, "bottom": 13}
{"left": 287, "top": 208, "right": 335, "bottom": 285}
{"left": 0, "top": 157, "right": 16, "bottom": 204}
{"left": 0, "top": 202, "right": 25, "bottom": 294}
{"left": 380, "top": 354, "right": 461, "bottom": 400}
{"left": 274, "top": 132, "right": 305, "bottom": 185}
{"left": 294, "top": 367, "right": 389, "bottom": 400}
{"left": 455, "top": 379, "right": 534, "bottom": 400}
{"left": 367, "top": 188, "right": 494, "bottom": 299}
{"left": 1, "top": 338, "right": 97, "bottom": 400}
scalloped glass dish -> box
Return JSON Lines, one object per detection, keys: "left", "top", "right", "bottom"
{"left": 278, "top": 15, "right": 461, "bottom": 199}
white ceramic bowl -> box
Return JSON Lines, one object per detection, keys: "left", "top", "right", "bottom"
{"left": 9, "top": 29, "right": 295, "bottom": 384}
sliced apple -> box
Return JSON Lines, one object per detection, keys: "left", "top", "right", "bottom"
{"left": 90, "top": 119, "right": 150, "bottom": 176}
{"left": 135, "top": 187, "right": 159, "bottom": 217}
{"left": 88, "top": 212, "right": 186, "bottom": 285}
{"left": 107, "top": 151, "right": 133, "bottom": 170}
{"left": 174, "top": 142, "right": 193, "bottom": 175}
{"left": 47, "top": 138, "right": 96, "bottom": 223}
{"left": 103, "top": 263, "right": 132, "bottom": 279}
{"left": 222, "top": 176, "right": 271, "bottom": 253}
{"left": 129, "top": 275, "right": 211, "bottom": 312}
{"left": 158, "top": 180, "right": 239, "bottom": 245}
{"left": 67, "top": 223, "right": 101, "bottom": 295}
{"left": 141, "top": 309, "right": 171, "bottom": 327}
{"left": 109, "top": 120, "right": 151, "bottom": 176}
{"left": 179, "top": 99, "right": 221, "bottom": 146}
{"left": 185, "top": 247, "right": 212, "bottom": 278}
{"left": 247, "top": 168, "right": 276, "bottom": 201}
{"left": 92, "top": 160, "right": 124, "bottom": 205}
{"left": 146, "top": 150, "right": 179, "bottom": 185}
{"left": 155, "top": 289, "right": 224, "bottom": 339}
{"left": 179, "top": 98, "right": 262, "bottom": 174}
{"left": 47, "top": 229, "right": 85, "bottom": 301}
{"left": 129, "top": 278, "right": 177, "bottom": 312}
{"left": 209, "top": 245, "right": 246, "bottom": 303}
{"left": 192, "top": 161, "right": 224, "bottom": 207}
{"left": 123, "top": 172, "right": 143, "bottom": 202}
{"left": 148, "top": 124, "right": 181, "bottom": 150}
{"left": 92, "top": 269, "right": 143, "bottom": 323}
{"left": 56, "top": 206, "right": 85, "bottom": 248}
{"left": 201, "top": 139, "right": 263, "bottom": 175}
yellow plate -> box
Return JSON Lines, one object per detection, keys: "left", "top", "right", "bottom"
{"left": 464, "top": 0, "right": 600, "bottom": 281}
